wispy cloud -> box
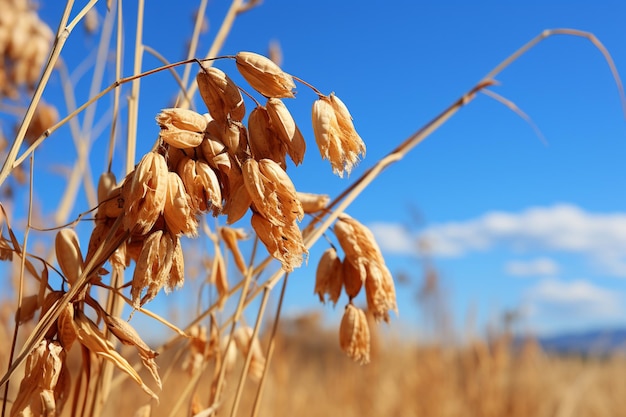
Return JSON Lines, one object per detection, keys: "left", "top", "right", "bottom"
{"left": 371, "top": 204, "right": 626, "bottom": 277}
{"left": 524, "top": 279, "right": 622, "bottom": 319}
{"left": 505, "top": 257, "right": 560, "bottom": 277}
{"left": 368, "top": 222, "right": 418, "bottom": 255}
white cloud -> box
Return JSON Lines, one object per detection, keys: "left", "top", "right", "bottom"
{"left": 368, "top": 222, "right": 417, "bottom": 255}
{"left": 417, "top": 204, "right": 626, "bottom": 277}
{"left": 525, "top": 279, "right": 622, "bottom": 319}
{"left": 505, "top": 257, "right": 560, "bottom": 277}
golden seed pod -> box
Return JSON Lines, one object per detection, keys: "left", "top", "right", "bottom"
{"left": 219, "top": 226, "right": 248, "bottom": 274}
{"left": 297, "top": 191, "right": 330, "bottom": 214}
{"left": 200, "top": 135, "right": 232, "bottom": 173}
{"left": 235, "top": 51, "right": 296, "bottom": 98}
{"left": 168, "top": 238, "right": 185, "bottom": 291}
{"left": 156, "top": 108, "right": 207, "bottom": 149}
{"left": 11, "top": 340, "right": 66, "bottom": 417}
{"left": 247, "top": 106, "right": 287, "bottom": 167}
{"left": 233, "top": 326, "right": 266, "bottom": 381}
{"left": 242, "top": 158, "right": 303, "bottom": 227}
{"left": 97, "top": 172, "right": 117, "bottom": 205}
{"left": 224, "top": 168, "right": 252, "bottom": 224}
{"left": 178, "top": 157, "right": 222, "bottom": 214}
{"left": 250, "top": 213, "right": 306, "bottom": 272}
{"left": 164, "top": 171, "right": 198, "bottom": 237}
{"left": 196, "top": 66, "right": 245, "bottom": 122}
{"left": 335, "top": 214, "right": 397, "bottom": 322}
{"left": 57, "top": 302, "right": 76, "bottom": 350}
{"left": 124, "top": 152, "right": 168, "bottom": 235}
{"left": 339, "top": 304, "right": 370, "bottom": 365}
{"left": 131, "top": 230, "right": 175, "bottom": 308}
{"left": 342, "top": 257, "right": 364, "bottom": 300}
{"left": 54, "top": 228, "right": 83, "bottom": 286}
{"left": 222, "top": 121, "right": 249, "bottom": 158}
{"left": 334, "top": 214, "right": 382, "bottom": 269}
{"left": 312, "top": 93, "right": 366, "bottom": 177}
{"left": 266, "top": 98, "right": 306, "bottom": 165}
{"left": 104, "top": 313, "right": 162, "bottom": 390}
{"left": 314, "top": 247, "right": 343, "bottom": 305}
{"left": 365, "top": 263, "right": 398, "bottom": 323}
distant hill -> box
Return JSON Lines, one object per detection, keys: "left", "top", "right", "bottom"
{"left": 536, "top": 328, "right": 626, "bottom": 355}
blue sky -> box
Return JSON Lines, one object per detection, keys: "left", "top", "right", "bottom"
{"left": 19, "top": 1, "right": 626, "bottom": 338}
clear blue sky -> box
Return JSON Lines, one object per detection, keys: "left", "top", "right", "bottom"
{"left": 25, "top": 1, "right": 626, "bottom": 338}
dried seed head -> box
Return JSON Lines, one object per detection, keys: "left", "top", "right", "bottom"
{"left": 251, "top": 213, "right": 306, "bottom": 272}
{"left": 200, "top": 133, "right": 233, "bottom": 175}
{"left": 57, "top": 302, "right": 76, "bottom": 350}
{"left": 105, "top": 314, "right": 161, "bottom": 389}
{"left": 164, "top": 171, "right": 198, "bottom": 237}
{"left": 131, "top": 230, "right": 176, "bottom": 308}
{"left": 222, "top": 120, "right": 248, "bottom": 158}
{"left": 247, "top": 106, "right": 287, "bottom": 168}
{"left": 222, "top": 163, "right": 252, "bottom": 224}
{"left": 220, "top": 335, "right": 238, "bottom": 375}
{"left": 364, "top": 262, "right": 397, "bottom": 323}
{"left": 342, "top": 257, "right": 364, "bottom": 300}
{"left": 297, "top": 191, "right": 330, "bottom": 214}
{"left": 266, "top": 98, "right": 306, "bottom": 165}
{"left": 182, "top": 325, "right": 209, "bottom": 376}
{"left": 233, "top": 326, "right": 266, "bottom": 381}
{"left": 209, "top": 248, "right": 229, "bottom": 310}
{"left": 235, "top": 51, "right": 296, "bottom": 98}
{"left": 83, "top": 7, "right": 99, "bottom": 34}
{"left": 124, "top": 152, "right": 168, "bottom": 235}
{"left": 242, "top": 158, "right": 303, "bottom": 227}
{"left": 156, "top": 108, "right": 207, "bottom": 149}
{"left": 73, "top": 310, "right": 159, "bottom": 400}
{"left": 169, "top": 238, "right": 185, "bottom": 291}
{"left": 314, "top": 247, "right": 343, "bottom": 305}
{"left": 335, "top": 214, "right": 397, "bottom": 322}
{"left": 339, "top": 304, "right": 370, "bottom": 365}
{"left": 219, "top": 226, "right": 248, "bottom": 274}
{"left": 312, "top": 93, "right": 366, "bottom": 177}
{"left": 24, "top": 101, "right": 58, "bottom": 145}
{"left": 55, "top": 228, "right": 83, "bottom": 286}
{"left": 97, "top": 172, "right": 117, "bottom": 205}
{"left": 11, "top": 340, "right": 67, "bottom": 417}
{"left": 177, "top": 157, "right": 222, "bottom": 214}
{"left": 196, "top": 66, "right": 245, "bottom": 122}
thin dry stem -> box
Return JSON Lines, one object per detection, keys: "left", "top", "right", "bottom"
{"left": 126, "top": 0, "right": 145, "bottom": 174}
{"left": 251, "top": 274, "right": 289, "bottom": 417}
{"left": 229, "top": 286, "right": 271, "bottom": 417}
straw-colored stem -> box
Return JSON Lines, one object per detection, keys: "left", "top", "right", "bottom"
{"left": 211, "top": 260, "right": 256, "bottom": 407}
{"left": 0, "top": 216, "right": 128, "bottom": 389}
{"left": 143, "top": 45, "right": 193, "bottom": 108}
{"left": 180, "top": 0, "right": 246, "bottom": 108}
{"left": 229, "top": 284, "right": 273, "bottom": 417}
{"left": 0, "top": 156, "right": 34, "bottom": 417}
{"left": 176, "top": 0, "right": 209, "bottom": 106}
{"left": 0, "top": 0, "right": 75, "bottom": 188}
{"left": 107, "top": 0, "right": 124, "bottom": 173}
{"left": 251, "top": 274, "right": 289, "bottom": 417}
{"left": 12, "top": 56, "right": 226, "bottom": 171}
{"left": 126, "top": 0, "right": 145, "bottom": 174}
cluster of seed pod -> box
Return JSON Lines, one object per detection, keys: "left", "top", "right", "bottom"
{"left": 89, "top": 52, "right": 367, "bottom": 311}
{"left": 0, "top": 0, "right": 53, "bottom": 98}
{"left": 315, "top": 214, "right": 398, "bottom": 364}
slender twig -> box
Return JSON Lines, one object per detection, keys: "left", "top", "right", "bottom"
{"left": 0, "top": 0, "right": 76, "bottom": 188}
{"left": 251, "top": 274, "right": 289, "bottom": 417}
{"left": 0, "top": 155, "right": 34, "bottom": 417}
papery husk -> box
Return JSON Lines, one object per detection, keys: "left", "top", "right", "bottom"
{"left": 235, "top": 51, "right": 296, "bottom": 98}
